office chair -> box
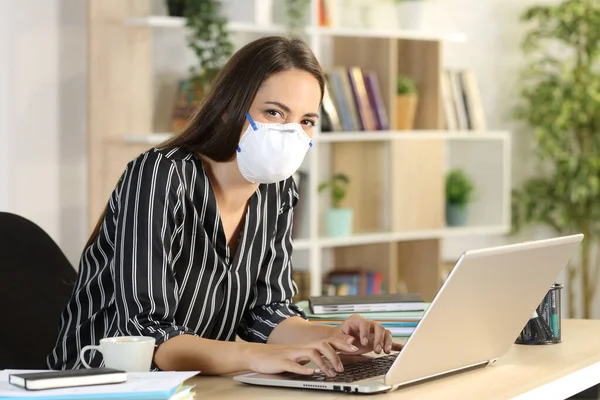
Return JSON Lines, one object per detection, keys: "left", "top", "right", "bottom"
{"left": 0, "top": 212, "right": 77, "bottom": 369}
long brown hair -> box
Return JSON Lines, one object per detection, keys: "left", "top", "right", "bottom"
{"left": 85, "top": 36, "right": 324, "bottom": 249}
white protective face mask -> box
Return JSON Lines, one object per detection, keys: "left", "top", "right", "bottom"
{"left": 236, "top": 112, "right": 313, "bottom": 184}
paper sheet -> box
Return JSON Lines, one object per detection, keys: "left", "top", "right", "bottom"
{"left": 0, "top": 370, "right": 200, "bottom": 399}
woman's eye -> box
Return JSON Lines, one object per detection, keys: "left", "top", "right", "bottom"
{"left": 302, "top": 119, "right": 316, "bottom": 127}
{"left": 265, "top": 109, "right": 283, "bottom": 118}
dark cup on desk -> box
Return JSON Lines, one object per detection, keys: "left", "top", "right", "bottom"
{"left": 515, "top": 283, "right": 563, "bottom": 345}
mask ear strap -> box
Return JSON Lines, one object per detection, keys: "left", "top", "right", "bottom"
{"left": 245, "top": 112, "right": 258, "bottom": 131}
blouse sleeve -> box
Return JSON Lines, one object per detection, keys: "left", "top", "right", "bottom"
{"left": 113, "top": 151, "right": 197, "bottom": 349}
{"left": 237, "top": 179, "right": 307, "bottom": 343}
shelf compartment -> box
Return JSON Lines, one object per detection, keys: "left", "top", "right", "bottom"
{"left": 395, "top": 39, "right": 443, "bottom": 130}
{"left": 446, "top": 139, "right": 510, "bottom": 228}
{"left": 328, "top": 238, "right": 442, "bottom": 300}
{"left": 330, "top": 142, "right": 387, "bottom": 234}
{"left": 391, "top": 138, "right": 445, "bottom": 232}
{"left": 332, "top": 243, "right": 398, "bottom": 294}
{"left": 394, "top": 239, "right": 441, "bottom": 301}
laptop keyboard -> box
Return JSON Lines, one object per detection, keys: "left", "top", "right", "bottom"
{"left": 295, "top": 353, "right": 398, "bottom": 383}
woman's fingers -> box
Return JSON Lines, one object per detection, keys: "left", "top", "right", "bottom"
{"left": 372, "top": 323, "right": 387, "bottom": 354}
{"left": 313, "top": 341, "right": 344, "bottom": 372}
{"left": 358, "top": 318, "right": 372, "bottom": 347}
{"left": 299, "top": 348, "right": 336, "bottom": 377}
{"left": 281, "top": 359, "right": 314, "bottom": 375}
{"left": 327, "top": 338, "right": 360, "bottom": 353}
{"left": 383, "top": 330, "right": 394, "bottom": 354}
{"left": 391, "top": 341, "right": 404, "bottom": 351}
{"left": 296, "top": 338, "right": 361, "bottom": 376}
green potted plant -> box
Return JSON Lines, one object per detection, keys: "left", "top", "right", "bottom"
{"left": 395, "top": 74, "right": 418, "bottom": 130}
{"left": 445, "top": 169, "right": 474, "bottom": 226}
{"left": 284, "top": 0, "right": 311, "bottom": 37}
{"left": 171, "top": 0, "right": 234, "bottom": 132}
{"left": 511, "top": 0, "right": 600, "bottom": 319}
{"left": 319, "top": 173, "right": 353, "bottom": 237}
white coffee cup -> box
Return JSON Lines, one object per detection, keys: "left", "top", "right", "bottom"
{"left": 80, "top": 336, "right": 156, "bottom": 372}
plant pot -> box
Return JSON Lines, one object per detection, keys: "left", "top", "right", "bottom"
{"left": 395, "top": 94, "right": 418, "bottom": 130}
{"left": 254, "top": 0, "right": 273, "bottom": 25}
{"left": 166, "top": 0, "right": 186, "bottom": 17}
{"left": 446, "top": 203, "right": 468, "bottom": 227}
{"left": 325, "top": 208, "right": 353, "bottom": 237}
{"left": 396, "top": 1, "right": 425, "bottom": 30}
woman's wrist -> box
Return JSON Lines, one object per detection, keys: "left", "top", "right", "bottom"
{"left": 290, "top": 321, "right": 346, "bottom": 343}
{"left": 268, "top": 317, "right": 343, "bottom": 345}
{"left": 317, "top": 324, "right": 342, "bottom": 340}
{"left": 235, "top": 341, "right": 262, "bottom": 371}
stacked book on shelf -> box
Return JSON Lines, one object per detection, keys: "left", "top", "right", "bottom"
{"left": 440, "top": 68, "right": 487, "bottom": 131}
{"left": 321, "top": 67, "right": 389, "bottom": 133}
{"left": 298, "top": 293, "right": 429, "bottom": 337}
{"left": 293, "top": 269, "right": 388, "bottom": 304}
{"left": 323, "top": 270, "right": 385, "bottom": 296}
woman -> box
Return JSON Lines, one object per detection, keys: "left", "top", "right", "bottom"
{"left": 47, "top": 36, "right": 401, "bottom": 377}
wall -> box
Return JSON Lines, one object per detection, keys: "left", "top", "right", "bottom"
{"left": 420, "top": 0, "right": 588, "bottom": 316}
{"left": 0, "top": 0, "right": 87, "bottom": 267}
{"left": 424, "top": 0, "right": 561, "bottom": 258}
{"left": 0, "top": 0, "right": 10, "bottom": 211}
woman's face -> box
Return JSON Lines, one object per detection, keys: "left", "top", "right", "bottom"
{"left": 245, "top": 69, "right": 321, "bottom": 138}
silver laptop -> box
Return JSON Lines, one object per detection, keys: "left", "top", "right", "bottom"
{"left": 234, "top": 234, "right": 583, "bottom": 394}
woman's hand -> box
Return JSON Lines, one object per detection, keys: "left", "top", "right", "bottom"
{"left": 331, "top": 315, "right": 404, "bottom": 355}
{"left": 243, "top": 338, "right": 359, "bottom": 377}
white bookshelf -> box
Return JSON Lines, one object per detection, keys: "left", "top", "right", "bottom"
{"left": 111, "top": 0, "right": 511, "bottom": 301}
{"left": 125, "top": 17, "right": 288, "bottom": 34}
{"left": 124, "top": 130, "right": 510, "bottom": 144}
{"left": 294, "top": 225, "right": 509, "bottom": 250}
{"left": 123, "top": 16, "right": 466, "bottom": 43}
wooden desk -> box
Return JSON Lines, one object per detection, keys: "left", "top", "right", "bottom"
{"left": 187, "top": 319, "right": 600, "bottom": 399}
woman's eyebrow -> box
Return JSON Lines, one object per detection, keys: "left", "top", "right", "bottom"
{"left": 264, "top": 101, "right": 319, "bottom": 119}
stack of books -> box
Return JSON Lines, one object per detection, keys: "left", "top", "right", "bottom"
{"left": 298, "top": 293, "right": 429, "bottom": 337}
{"left": 1, "top": 370, "right": 198, "bottom": 399}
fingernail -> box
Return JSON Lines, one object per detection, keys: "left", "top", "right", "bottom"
{"left": 362, "top": 337, "right": 368, "bottom": 346}
{"left": 336, "top": 364, "right": 344, "bottom": 372}
{"left": 376, "top": 345, "right": 382, "bottom": 353}
{"left": 386, "top": 344, "right": 392, "bottom": 352}
{"left": 349, "top": 345, "right": 359, "bottom": 351}
{"left": 328, "top": 369, "right": 337, "bottom": 377}
{"left": 346, "top": 337, "right": 355, "bottom": 344}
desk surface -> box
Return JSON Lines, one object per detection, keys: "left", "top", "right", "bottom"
{"left": 186, "top": 319, "right": 600, "bottom": 399}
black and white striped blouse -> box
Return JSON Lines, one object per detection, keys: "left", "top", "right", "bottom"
{"left": 47, "top": 147, "right": 305, "bottom": 370}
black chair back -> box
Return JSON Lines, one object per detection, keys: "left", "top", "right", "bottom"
{"left": 0, "top": 212, "right": 77, "bottom": 369}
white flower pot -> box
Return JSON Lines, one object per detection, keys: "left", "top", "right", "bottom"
{"left": 254, "top": 0, "right": 273, "bottom": 25}
{"left": 396, "top": 1, "right": 424, "bottom": 30}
